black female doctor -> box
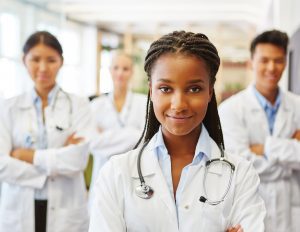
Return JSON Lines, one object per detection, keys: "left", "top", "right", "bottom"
{"left": 89, "top": 31, "right": 265, "bottom": 232}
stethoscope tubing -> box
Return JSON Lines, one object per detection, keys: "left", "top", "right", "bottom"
{"left": 135, "top": 140, "right": 235, "bottom": 205}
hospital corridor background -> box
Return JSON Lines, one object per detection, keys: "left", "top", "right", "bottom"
{"left": 1, "top": 0, "right": 300, "bottom": 231}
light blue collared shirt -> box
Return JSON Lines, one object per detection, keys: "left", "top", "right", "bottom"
{"left": 31, "top": 85, "right": 60, "bottom": 199}
{"left": 150, "top": 126, "right": 211, "bottom": 224}
{"left": 253, "top": 86, "right": 281, "bottom": 135}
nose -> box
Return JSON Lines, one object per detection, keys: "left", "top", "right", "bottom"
{"left": 266, "top": 60, "right": 275, "bottom": 72}
{"left": 38, "top": 61, "right": 47, "bottom": 72}
{"left": 171, "top": 92, "right": 188, "bottom": 112}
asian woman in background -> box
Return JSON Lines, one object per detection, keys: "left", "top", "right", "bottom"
{"left": 0, "top": 31, "right": 93, "bottom": 232}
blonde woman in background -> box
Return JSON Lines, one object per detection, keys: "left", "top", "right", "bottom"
{"left": 89, "top": 51, "right": 147, "bottom": 207}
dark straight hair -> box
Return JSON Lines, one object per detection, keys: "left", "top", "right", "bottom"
{"left": 23, "top": 31, "right": 63, "bottom": 57}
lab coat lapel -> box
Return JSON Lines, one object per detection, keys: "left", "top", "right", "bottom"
{"left": 246, "top": 87, "right": 269, "bottom": 136}
{"left": 16, "top": 93, "right": 39, "bottom": 148}
{"left": 131, "top": 147, "right": 177, "bottom": 220}
{"left": 273, "top": 92, "right": 293, "bottom": 136}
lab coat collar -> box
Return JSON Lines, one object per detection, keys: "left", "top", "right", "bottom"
{"left": 151, "top": 125, "right": 211, "bottom": 162}
{"left": 246, "top": 85, "right": 293, "bottom": 135}
{"left": 245, "top": 85, "right": 265, "bottom": 111}
{"left": 31, "top": 84, "right": 60, "bottom": 107}
{"left": 16, "top": 85, "right": 60, "bottom": 109}
{"left": 130, "top": 125, "right": 217, "bottom": 178}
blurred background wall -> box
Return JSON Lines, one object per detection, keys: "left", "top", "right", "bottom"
{"left": 1, "top": 0, "right": 300, "bottom": 100}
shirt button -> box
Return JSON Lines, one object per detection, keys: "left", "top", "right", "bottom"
{"left": 184, "top": 205, "right": 189, "bottom": 210}
{"left": 51, "top": 207, "right": 55, "bottom": 210}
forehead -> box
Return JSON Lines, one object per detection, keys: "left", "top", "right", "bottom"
{"left": 25, "top": 43, "right": 61, "bottom": 57}
{"left": 111, "top": 54, "right": 132, "bottom": 66}
{"left": 253, "top": 43, "right": 286, "bottom": 59}
{"left": 151, "top": 53, "right": 209, "bottom": 81}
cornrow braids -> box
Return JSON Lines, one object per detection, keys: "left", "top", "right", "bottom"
{"left": 136, "top": 31, "right": 224, "bottom": 150}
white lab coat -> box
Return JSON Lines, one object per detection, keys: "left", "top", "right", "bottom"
{"left": 89, "top": 127, "right": 266, "bottom": 232}
{"left": 89, "top": 91, "right": 147, "bottom": 187}
{"left": 0, "top": 89, "right": 94, "bottom": 232}
{"left": 219, "top": 86, "right": 300, "bottom": 232}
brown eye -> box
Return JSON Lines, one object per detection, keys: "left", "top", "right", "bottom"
{"left": 189, "top": 86, "right": 201, "bottom": 93}
{"left": 159, "top": 86, "right": 171, "bottom": 93}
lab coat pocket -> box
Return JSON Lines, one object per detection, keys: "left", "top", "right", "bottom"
{"left": 55, "top": 205, "right": 89, "bottom": 232}
{"left": 0, "top": 209, "right": 22, "bottom": 232}
{"left": 201, "top": 204, "right": 225, "bottom": 232}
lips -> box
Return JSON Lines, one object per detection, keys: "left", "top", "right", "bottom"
{"left": 166, "top": 115, "right": 193, "bottom": 123}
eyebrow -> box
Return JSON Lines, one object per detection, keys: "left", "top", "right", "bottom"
{"left": 156, "top": 78, "right": 205, "bottom": 84}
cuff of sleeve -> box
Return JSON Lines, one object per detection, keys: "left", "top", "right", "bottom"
{"left": 33, "top": 149, "right": 55, "bottom": 175}
{"left": 264, "top": 136, "right": 277, "bottom": 161}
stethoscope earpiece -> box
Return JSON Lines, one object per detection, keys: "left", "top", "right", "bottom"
{"left": 135, "top": 183, "right": 154, "bottom": 199}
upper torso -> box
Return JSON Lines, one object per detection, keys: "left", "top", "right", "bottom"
{"left": 0, "top": 88, "right": 92, "bottom": 232}
{"left": 89, "top": 127, "right": 266, "bottom": 232}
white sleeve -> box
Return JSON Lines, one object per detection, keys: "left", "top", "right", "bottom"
{"left": 33, "top": 97, "right": 92, "bottom": 177}
{"left": 265, "top": 136, "right": 300, "bottom": 170}
{"left": 90, "top": 126, "right": 142, "bottom": 160}
{"left": 0, "top": 102, "right": 46, "bottom": 189}
{"left": 228, "top": 160, "right": 266, "bottom": 232}
{"left": 89, "top": 161, "right": 126, "bottom": 232}
{"left": 219, "top": 102, "right": 292, "bottom": 181}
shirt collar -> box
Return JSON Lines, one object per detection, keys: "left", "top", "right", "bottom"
{"left": 31, "top": 84, "right": 60, "bottom": 106}
{"left": 151, "top": 125, "right": 211, "bottom": 163}
{"left": 252, "top": 85, "right": 281, "bottom": 111}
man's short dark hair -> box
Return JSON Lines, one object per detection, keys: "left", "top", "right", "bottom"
{"left": 250, "top": 29, "right": 289, "bottom": 57}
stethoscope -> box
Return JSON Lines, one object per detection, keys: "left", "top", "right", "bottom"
{"left": 135, "top": 140, "right": 235, "bottom": 205}
{"left": 51, "top": 88, "right": 73, "bottom": 131}
{"left": 24, "top": 88, "right": 72, "bottom": 147}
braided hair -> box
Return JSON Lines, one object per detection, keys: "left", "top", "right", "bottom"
{"left": 135, "top": 31, "right": 224, "bottom": 150}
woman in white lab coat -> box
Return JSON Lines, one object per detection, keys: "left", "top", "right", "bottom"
{"left": 89, "top": 51, "right": 147, "bottom": 197}
{"left": 89, "top": 31, "right": 266, "bottom": 232}
{"left": 0, "top": 31, "right": 93, "bottom": 232}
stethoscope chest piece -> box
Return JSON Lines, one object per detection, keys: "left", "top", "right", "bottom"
{"left": 135, "top": 183, "right": 154, "bottom": 199}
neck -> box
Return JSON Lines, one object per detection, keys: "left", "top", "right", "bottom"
{"left": 163, "top": 127, "right": 201, "bottom": 158}
{"left": 35, "top": 86, "right": 54, "bottom": 107}
{"left": 113, "top": 87, "right": 128, "bottom": 100}
{"left": 255, "top": 84, "right": 279, "bottom": 105}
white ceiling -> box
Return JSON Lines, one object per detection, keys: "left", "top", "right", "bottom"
{"left": 22, "top": 0, "right": 274, "bottom": 61}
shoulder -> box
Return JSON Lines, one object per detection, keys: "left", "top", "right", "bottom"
{"left": 131, "top": 92, "right": 148, "bottom": 105}
{"left": 98, "top": 148, "right": 139, "bottom": 181}
{"left": 2, "top": 93, "right": 29, "bottom": 111}
{"left": 219, "top": 89, "right": 248, "bottom": 110}
{"left": 90, "top": 93, "right": 110, "bottom": 108}
{"left": 282, "top": 90, "right": 300, "bottom": 104}
{"left": 64, "top": 92, "right": 90, "bottom": 108}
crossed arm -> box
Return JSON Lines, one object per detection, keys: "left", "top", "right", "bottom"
{"left": 250, "top": 129, "right": 300, "bottom": 156}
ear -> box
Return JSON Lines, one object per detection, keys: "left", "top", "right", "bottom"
{"left": 60, "top": 56, "right": 64, "bottom": 67}
{"left": 22, "top": 55, "right": 26, "bottom": 65}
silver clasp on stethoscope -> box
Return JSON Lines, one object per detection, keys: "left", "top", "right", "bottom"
{"left": 135, "top": 140, "right": 154, "bottom": 199}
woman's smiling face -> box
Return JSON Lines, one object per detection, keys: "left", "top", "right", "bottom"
{"left": 149, "top": 53, "right": 212, "bottom": 138}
